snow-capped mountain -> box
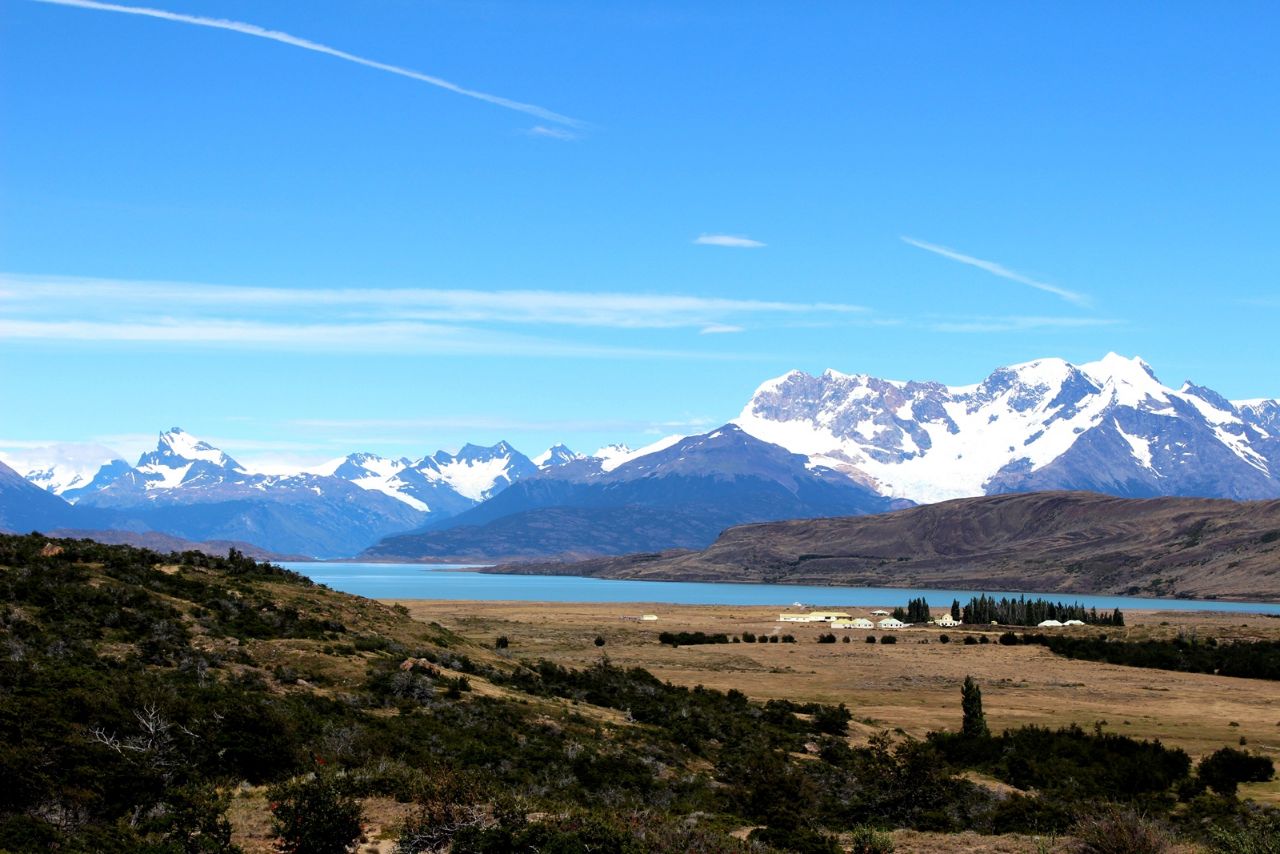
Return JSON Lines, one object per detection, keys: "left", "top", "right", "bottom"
{"left": 74, "top": 429, "right": 427, "bottom": 557}
{"left": 533, "top": 444, "right": 584, "bottom": 469}
{"left": 424, "top": 441, "right": 538, "bottom": 501}
{"left": 364, "top": 424, "right": 901, "bottom": 560}
{"left": 736, "top": 353, "right": 1280, "bottom": 503}
{"left": 0, "top": 460, "right": 82, "bottom": 531}
{"left": 315, "top": 440, "right": 546, "bottom": 514}
{"left": 0, "top": 443, "right": 133, "bottom": 503}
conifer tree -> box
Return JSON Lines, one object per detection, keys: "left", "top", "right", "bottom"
{"left": 961, "top": 675, "right": 989, "bottom": 738}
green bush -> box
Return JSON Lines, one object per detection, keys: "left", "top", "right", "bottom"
{"left": 748, "top": 824, "right": 841, "bottom": 854}
{"left": 1206, "top": 807, "right": 1280, "bottom": 853}
{"left": 269, "top": 771, "right": 364, "bottom": 854}
{"left": 1199, "top": 748, "right": 1276, "bottom": 796}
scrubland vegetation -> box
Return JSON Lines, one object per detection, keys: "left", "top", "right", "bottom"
{"left": 1, "top": 534, "right": 1276, "bottom": 852}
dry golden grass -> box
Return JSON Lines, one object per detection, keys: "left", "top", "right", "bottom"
{"left": 392, "top": 600, "right": 1280, "bottom": 770}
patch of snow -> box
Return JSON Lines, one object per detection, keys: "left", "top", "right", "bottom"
{"left": 599, "top": 435, "right": 684, "bottom": 472}
{"left": 432, "top": 455, "right": 517, "bottom": 501}
{"left": 352, "top": 475, "right": 431, "bottom": 512}
{"left": 139, "top": 462, "right": 193, "bottom": 489}
{"left": 1114, "top": 422, "right": 1155, "bottom": 471}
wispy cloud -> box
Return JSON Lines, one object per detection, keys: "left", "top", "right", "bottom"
{"left": 928, "top": 315, "right": 1122, "bottom": 334}
{"left": 0, "top": 273, "right": 865, "bottom": 330}
{"left": 0, "top": 273, "right": 871, "bottom": 357}
{"left": 525, "top": 125, "right": 578, "bottom": 141}
{"left": 694, "top": 234, "right": 766, "bottom": 249}
{"left": 31, "top": 0, "right": 583, "bottom": 127}
{"left": 0, "top": 317, "right": 740, "bottom": 359}
{"left": 901, "top": 237, "right": 1090, "bottom": 307}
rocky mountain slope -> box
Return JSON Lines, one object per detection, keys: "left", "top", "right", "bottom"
{"left": 493, "top": 491, "right": 1280, "bottom": 601}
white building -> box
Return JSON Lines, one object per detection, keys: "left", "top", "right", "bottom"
{"left": 870, "top": 609, "right": 891, "bottom": 616}
{"left": 1063, "top": 619, "right": 1085, "bottom": 626}
{"left": 778, "top": 611, "right": 852, "bottom": 623}
{"left": 877, "top": 617, "right": 906, "bottom": 629}
{"left": 933, "top": 614, "right": 961, "bottom": 627}
{"left": 1037, "top": 619, "right": 1064, "bottom": 628}
{"left": 831, "top": 618, "right": 874, "bottom": 629}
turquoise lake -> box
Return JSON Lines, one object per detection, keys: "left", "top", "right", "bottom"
{"left": 282, "top": 562, "right": 1280, "bottom": 614}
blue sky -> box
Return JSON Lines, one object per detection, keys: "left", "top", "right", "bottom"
{"left": 2, "top": 0, "right": 1278, "bottom": 467}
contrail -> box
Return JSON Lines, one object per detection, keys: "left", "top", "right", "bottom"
{"left": 901, "top": 236, "right": 1091, "bottom": 307}
{"left": 31, "top": 0, "right": 583, "bottom": 127}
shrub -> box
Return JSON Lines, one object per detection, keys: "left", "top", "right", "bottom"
{"left": 594, "top": 635, "right": 606, "bottom": 647}
{"left": 848, "top": 825, "right": 895, "bottom": 854}
{"left": 1198, "top": 747, "right": 1275, "bottom": 796}
{"left": 1071, "top": 806, "right": 1173, "bottom": 854}
{"left": 782, "top": 634, "right": 796, "bottom": 643}
{"left": 842, "top": 635, "right": 851, "bottom": 643}
{"left": 494, "top": 635, "right": 509, "bottom": 649}
{"left": 741, "top": 631, "right": 756, "bottom": 643}
{"left": 866, "top": 635, "right": 877, "bottom": 644}
{"left": 748, "top": 825, "right": 841, "bottom": 854}
{"left": 269, "top": 771, "right": 364, "bottom": 854}
{"left": 939, "top": 634, "right": 950, "bottom": 644}
{"left": 1205, "top": 807, "right": 1280, "bottom": 853}
{"left": 880, "top": 635, "right": 898, "bottom": 645}
{"left": 999, "top": 632, "right": 1021, "bottom": 646}
{"left": 964, "top": 636, "right": 978, "bottom": 645}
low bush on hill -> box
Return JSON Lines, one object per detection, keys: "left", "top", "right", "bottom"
{"left": 0, "top": 533, "right": 1274, "bottom": 852}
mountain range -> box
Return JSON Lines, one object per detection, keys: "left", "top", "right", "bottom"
{"left": 2, "top": 353, "right": 1277, "bottom": 560}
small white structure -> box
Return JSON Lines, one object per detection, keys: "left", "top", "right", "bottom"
{"left": 832, "top": 618, "right": 874, "bottom": 629}
{"left": 1063, "top": 619, "right": 1085, "bottom": 626}
{"left": 877, "top": 617, "right": 906, "bottom": 630}
{"left": 778, "top": 611, "right": 852, "bottom": 623}
{"left": 870, "top": 609, "right": 891, "bottom": 616}
{"left": 640, "top": 614, "right": 659, "bottom": 621}
{"left": 933, "top": 614, "right": 961, "bottom": 628}
{"left": 1037, "top": 619, "right": 1064, "bottom": 628}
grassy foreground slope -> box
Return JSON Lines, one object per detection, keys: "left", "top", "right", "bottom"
{"left": 1, "top": 533, "right": 1277, "bottom": 853}
{"left": 496, "top": 492, "right": 1280, "bottom": 601}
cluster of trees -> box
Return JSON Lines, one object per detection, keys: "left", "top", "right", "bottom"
{"left": 1022, "top": 633, "right": 1280, "bottom": 681}
{"left": 892, "top": 597, "right": 932, "bottom": 624}
{"left": 959, "top": 595, "right": 1123, "bottom": 626}
{"left": 658, "top": 631, "right": 798, "bottom": 646}
{"left": 658, "top": 630, "right": 730, "bottom": 646}
{"left": 1, "top": 533, "right": 1275, "bottom": 853}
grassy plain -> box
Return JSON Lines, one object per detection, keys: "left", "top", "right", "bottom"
{"left": 392, "top": 600, "right": 1280, "bottom": 791}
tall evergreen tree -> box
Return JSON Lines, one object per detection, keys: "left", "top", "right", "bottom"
{"left": 961, "top": 675, "right": 990, "bottom": 738}
{"left": 950, "top": 599, "right": 961, "bottom": 620}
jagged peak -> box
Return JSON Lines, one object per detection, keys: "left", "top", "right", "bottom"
{"left": 146, "top": 427, "right": 241, "bottom": 470}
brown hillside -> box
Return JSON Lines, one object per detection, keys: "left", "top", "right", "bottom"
{"left": 491, "top": 492, "right": 1280, "bottom": 601}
